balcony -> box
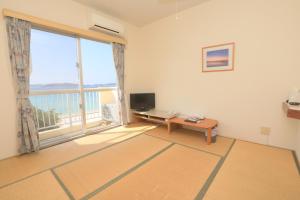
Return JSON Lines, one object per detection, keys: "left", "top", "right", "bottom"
{"left": 30, "top": 87, "right": 120, "bottom": 141}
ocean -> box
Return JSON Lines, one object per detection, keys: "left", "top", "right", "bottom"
{"left": 30, "top": 92, "right": 101, "bottom": 115}
{"left": 30, "top": 83, "right": 117, "bottom": 115}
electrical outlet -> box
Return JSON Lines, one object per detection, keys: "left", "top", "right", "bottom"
{"left": 260, "top": 127, "right": 271, "bottom": 135}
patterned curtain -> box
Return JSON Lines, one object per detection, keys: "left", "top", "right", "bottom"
{"left": 112, "top": 43, "right": 128, "bottom": 125}
{"left": 6, "top": 17, "right": 40, "bottom": 153}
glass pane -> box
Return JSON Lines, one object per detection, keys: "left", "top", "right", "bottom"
{"left": 80, "top": 39, "right": 120, "bottom": 129}
{"left": 30, "top": 29, "right": 82, "bottom": 140}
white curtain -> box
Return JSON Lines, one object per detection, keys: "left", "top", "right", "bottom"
{"left": 6, "top": 17, "right": 40, "bottom": 153}
{"left": 112, "top": 43, "right": 128, "bottom": 125}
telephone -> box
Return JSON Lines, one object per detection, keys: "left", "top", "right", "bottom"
{"left": 184, "top": 114, "right": 206, "bottom": 123}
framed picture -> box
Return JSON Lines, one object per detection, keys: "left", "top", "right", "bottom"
{"left": 202, "top": 43, "right": 235, "bottom": 72}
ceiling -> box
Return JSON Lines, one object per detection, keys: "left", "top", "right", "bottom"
{"left": 74, "top": 0, "right": 209, "bottom": 26}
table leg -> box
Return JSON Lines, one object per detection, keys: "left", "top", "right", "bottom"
{"left": 167, "top": 121, "right": 171, "bottom": 133}
{"left": 207, "top": 128, "right": 212, "bottom": 145}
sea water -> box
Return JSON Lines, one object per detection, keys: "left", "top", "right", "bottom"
{"left": 29, "top": 92, "right": 101, "bottom": 115}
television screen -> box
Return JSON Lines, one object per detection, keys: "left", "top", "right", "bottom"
{"left": 130, "top": 93, "right": 155, "bottom": 111}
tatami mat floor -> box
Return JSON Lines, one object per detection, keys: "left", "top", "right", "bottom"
{"left": 145, "top": 126, "right": 234, "bottom": 156}
{"left": 54, "top": 135, "right": 171, "bottom": 199}
{"left": 91, "top": 144, "right": 220, "bottom": 200}
{"left": 204, "top": 140, "right": 300, "bottom": 200}
{"left": 0, "top": 123, "right": 299, "bottom": 200}
{"left": 0, "top": 123, "right": 157, "bottom": 188}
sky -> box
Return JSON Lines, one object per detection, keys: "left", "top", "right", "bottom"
{"left": 30, "top": 29, "right": 117, "bottom": 86}
{"left": 207, "top": 49, "right": 229, "bottom": 58}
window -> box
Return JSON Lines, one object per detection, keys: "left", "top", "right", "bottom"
{"left": 81, "top": 39, "right": 119, "bottom": 128}
{"left": 30, "top": 29, "right": 120, "bottom": 143}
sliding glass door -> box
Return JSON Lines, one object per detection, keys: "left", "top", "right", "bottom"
{"left": 80, "top": 39, "right": 119, "bottom": 132}
{"left": 29, "top": 29, "right": 120, "bottom": 144}
{"left": 30, "top": 29, "right": 83, "bottom": 141}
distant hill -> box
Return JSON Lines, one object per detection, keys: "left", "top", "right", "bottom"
{"left": 30, "top": 83, "right": 116, "bottom": 90}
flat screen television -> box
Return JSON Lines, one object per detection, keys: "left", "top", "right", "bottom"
{"left": 130, "top": 93, "right": 155, "bottom": 111}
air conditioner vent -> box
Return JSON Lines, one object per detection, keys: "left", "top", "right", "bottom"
{"left": 89, "top": 13, "right": 124, "bottom": 36}
{"left": 93, "top": 24, "right": 120, "bottom": 34}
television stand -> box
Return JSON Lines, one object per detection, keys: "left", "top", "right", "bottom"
{"left": 132, "top": 110, "right": 177, "bottom": 124}
{"left": 135, "top": 108, "right": 151, "bottom": 112}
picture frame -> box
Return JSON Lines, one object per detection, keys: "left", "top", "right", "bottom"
{"left": 202, "top": 42, "right": 235, "bottom": 72}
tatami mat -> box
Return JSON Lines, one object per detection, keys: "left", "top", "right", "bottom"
{"left": 1, "top": 124, "right": 299, "bottom": 200}
{"left": 90, "top": 144, "right": 220, "bottom": 200}
{"left": 146, "top": 126, "right": 234, "bottom": 156}
{"left": 0, "top": 171, "right": 69, "bottom": 200}
{"left": 54, "top": 134, "right": 171, "bottom": 199}
{"left": 0, "top": 123, "right": 156, "bottom": 188}
{"left": 203, "top": 140, "right": 300, "bottom": 200}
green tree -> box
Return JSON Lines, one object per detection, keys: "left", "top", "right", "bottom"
{"left": 33, "top": 106, "right": 60, "bottom": 132}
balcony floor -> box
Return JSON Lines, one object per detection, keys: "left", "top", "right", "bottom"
{"left": 39, "top": 117, "right": 119, "bottom": 141}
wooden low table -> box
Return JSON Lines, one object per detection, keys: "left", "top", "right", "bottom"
{"left": 167, "top": 117, "right": 218, "bottom": 145}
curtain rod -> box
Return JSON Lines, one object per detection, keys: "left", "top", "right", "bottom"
{"left": 2, "top": 8, "right": 126, "bottom": 45}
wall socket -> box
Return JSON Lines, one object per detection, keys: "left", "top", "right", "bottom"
{"left": 260, "top": 127, "right": 271, "bottom": 135}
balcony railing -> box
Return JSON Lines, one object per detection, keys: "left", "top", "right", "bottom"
{"left": 29, "top": 87, "right": 119, "bottom": 133}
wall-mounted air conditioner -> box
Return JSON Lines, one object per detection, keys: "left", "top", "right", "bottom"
{"left": 89, "top": 13, "right": 125, "bottom": 36}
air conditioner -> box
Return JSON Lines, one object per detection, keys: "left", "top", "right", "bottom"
{"left": 89, "top": 13, "right": 125, "bottom": 36}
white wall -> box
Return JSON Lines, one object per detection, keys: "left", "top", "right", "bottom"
{"left": 296, "top": 123, "right": 300, "bottom": 163}
{"left": 128, "top": 0, "right": 300, "bottom": 149}
{"left": 0, "top": 0, "right": 139, "bottom": 159}
{"left": 1, "top": 0, "right": 300, "bottom": 159}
